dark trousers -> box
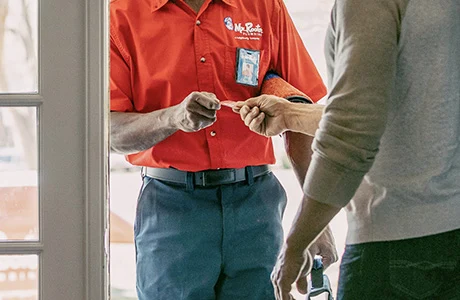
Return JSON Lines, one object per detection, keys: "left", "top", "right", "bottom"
{"left": 134, "top": 172, "right": 287, "bottom": 300}
{"left": 337, "top": 228, "right": 460, "bottom": 300}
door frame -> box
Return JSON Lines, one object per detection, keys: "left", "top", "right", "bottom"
{"left": 85, "top": 0, "right": 109, "bottom": 299}
{"left": 0, "top": 0, "right": 108, "bottom": 299}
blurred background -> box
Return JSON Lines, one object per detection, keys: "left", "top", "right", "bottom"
{"left": 0, "top": 0, "right": 344, "bottom": 299}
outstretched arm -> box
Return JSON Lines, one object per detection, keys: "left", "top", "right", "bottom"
{"left": 111, "top": 92, "right": 221, "bottom": 154}
{"left": 233, "top": 95, "right": 324, "bottom": 137}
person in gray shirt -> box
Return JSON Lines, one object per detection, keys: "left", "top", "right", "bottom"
{"left": 234, "top": 0, "right": 460, "bottom": 299}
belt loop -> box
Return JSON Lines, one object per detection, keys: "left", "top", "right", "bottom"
{"left": 141, "top": 167, "right": 146, "bottom": 179}
{"left": 245, "top": 166, "right": 254, "bottom": 186}
{"left": 185, "top": 172, "right": 194, "bottom": 191}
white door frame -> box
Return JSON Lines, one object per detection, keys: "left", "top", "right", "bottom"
{"left": 0, "top": 0, "right": 108, "bottom": 299}
{"left": 40, "top": 0, "right": 108, "bottom": 298}
{"left": 84, "top": 0, "right": 109, "bottom": 299}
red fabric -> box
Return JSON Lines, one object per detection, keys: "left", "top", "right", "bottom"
{"left": 261, "top": 76, "right": 312, "bottom": 102}
{"left": 110, "top": 0, "right": 326, "bottom": 171}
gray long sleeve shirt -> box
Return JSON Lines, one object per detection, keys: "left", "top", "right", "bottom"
{"left": 303, "top": 0, "right": 460, "bottom": 244}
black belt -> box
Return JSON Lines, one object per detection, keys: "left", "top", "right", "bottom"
{"left": 142, "top": 165, "right": 270, "bottom": 187}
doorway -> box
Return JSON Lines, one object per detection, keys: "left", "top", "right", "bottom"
{"left": 0, "top": 0, "right": 108, "bottom": 299}
{"left": 108, "top": 1, "right": 344, "bottom": 299}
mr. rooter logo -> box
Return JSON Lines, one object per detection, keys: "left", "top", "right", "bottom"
{"left": 224, "top": 17, "right": 264, "bottom": 36}
{"left": 234, "top": 23, "right": 263, "bottom": 36}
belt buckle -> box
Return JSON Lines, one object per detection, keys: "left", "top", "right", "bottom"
{"left": 200, "top": 169, "right": 236, "bottom": 187}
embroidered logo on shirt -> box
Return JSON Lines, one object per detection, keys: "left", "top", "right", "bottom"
{"left": 224, "top": 16, "right": 263, "bottom": 41}
{"left": 224, "top": 17, "right": 234, "bottom": 30}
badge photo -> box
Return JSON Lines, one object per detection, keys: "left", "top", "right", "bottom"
{"left": 235, "top": 48, "right": 260, "bottom": 87}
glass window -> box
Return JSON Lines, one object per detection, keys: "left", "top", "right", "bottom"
{"left": 0, "top": 107, "right": 38, "bottom": 241}
{"left": 0, "top": 255, "right": 38, "bottom": 300}
{"left": 0, "top": 0, "right": 38, "bottom": 94}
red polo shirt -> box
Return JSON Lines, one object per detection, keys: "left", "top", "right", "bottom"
{"left": 110, "top": 0, "right": 326, "bottom": 172}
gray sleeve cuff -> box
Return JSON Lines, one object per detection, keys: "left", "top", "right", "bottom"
{"left": 286, "top": 95, "right": 313, "bottom": 104}
{"left": 303, "top": 152, "right": 366, "bottom": 208}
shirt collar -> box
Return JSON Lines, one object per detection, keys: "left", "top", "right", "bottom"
{"left": 150, "top": 0, "right": 238, "bottom": 12}
{"left": 220, "top": 0, "right": 238, "bottom": 8}
{"left": 150, "top": 0, "right": 170, "bottom": 12}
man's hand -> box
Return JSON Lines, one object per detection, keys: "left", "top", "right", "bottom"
{"left": 233, "top": 94, "right": 291, "bottom": 136}
{"left": 172, "top": 91, "right": 221, "bottom": 132}
{"left": 308, "top": 226, "right": 338, "bottom": 271}
{"left": 272, "top": 245, "right": 311, "bottom": 300}
{"left": 271, "top": 227, "right": 337, "bottom": 299}
{"left": 234, "top": 95, "right": 324, "bottom": 137}
{"left": 271, "top": 195, "right": 341, "bottom": 300}
{"left": 296, "top": 226, "right": 338, "bottom": 294}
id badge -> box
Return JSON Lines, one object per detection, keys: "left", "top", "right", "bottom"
{"left": 235, "top": 48, "right": 260, "bottom": 87}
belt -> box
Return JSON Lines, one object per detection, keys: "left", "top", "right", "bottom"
{"left": 142, "top": 165, "right": 270, "bottom": 187}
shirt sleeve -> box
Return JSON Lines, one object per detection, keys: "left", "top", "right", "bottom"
{"left": 271, "top": 0, "right": 327, "bottom": 102}
{"left": 110, "top": 24, "right": 134, "bottom": 112}
{"left": 303, "top": 0, "right": 403, "bottom": 207}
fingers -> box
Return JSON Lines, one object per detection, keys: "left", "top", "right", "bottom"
{"left": 233, "top": 95, "right": 288, "bottom": 114}
{"left": 233, "top": 96, "right": 260, "bottom": 109}
{"left": 184, "top": 92, "right": 221, "bottom": 117}
{"left": 188, "top": 101, "right": 219, "bottom": 119}
{"left": 239, "top": 105, "right": 251, "bottom": 121}
{"left": 237, "top": 106, "right": 266, "bottom": 135}
{"left": 232, "top": 98, "right": 262, "bottom": 114}
{"left": 174, "top": 92, "right": 222, "bottom": 132}
{"left": 321, "top": 251, "right": 338, "bottom": 270}
{"left": 187, "top": 116, "right": 216, "bottom": 131}
{"left": 239, "top": 105, "right": 262, "bottom": 123}
{"left": 296, "top": 278, "right": 308, "bottom": 295}
{"left": 249, "top": 112, "right": 265, "bottom": 132}
{"left": 308, "top": 227, "right": 338, "bottom": 270}
{"left": 193, "top": 92, "right": 221, "bottom": 110}
{"left": 243, "top": 106, "right": 260, "bottom": 127}
{"left": 272, "top": 249, "right": 307, "bottom": 300}
{"left": 273, "top": 267, "right": 297, "bottom": 300}
{"left": 232, "top": 101, "right": 245, "bottom": 113}
{"left": 295, "top": 251, "right": 313, "bottom": 294}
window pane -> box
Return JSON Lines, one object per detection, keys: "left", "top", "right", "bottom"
{"left": 0, "top": 255, "right": 38, "bottom": 300}
{"left": 0, "top": 107, "right": 38, "bottom": 241}
{"left": 109, "top": 156, "right": 137, "bottom": 300}
{"left": 0, "top": 0, "right": 38, "bottom": 93}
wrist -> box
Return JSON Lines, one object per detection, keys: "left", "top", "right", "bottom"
{"left": 284, "top": 102, "right": 307, "bottom": 131}
{"left": 285, "top": 102, "right": 324, "bottom": 136}
{"left": 166, "top": 105, "right": 183, "bottom": 130}
{"left": 153, "top": 105, "right": 180, "bottom": 131}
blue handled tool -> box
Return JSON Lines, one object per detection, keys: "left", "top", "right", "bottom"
{"left": 306, "top": 256, "right": 334, "bottom": 300}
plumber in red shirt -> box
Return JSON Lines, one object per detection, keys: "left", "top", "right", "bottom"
{"left": 110, "top": 0, "right": 336, "bottom": 298}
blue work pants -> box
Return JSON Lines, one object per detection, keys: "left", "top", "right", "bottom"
{"left": 134, "top": 172, "right": 287, "bottom": 300}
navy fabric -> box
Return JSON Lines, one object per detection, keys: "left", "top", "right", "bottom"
{"left": 134, "top": 171, "right": 287, "bottom": 300}
{"left": 337, "top": 229, "right": 460, "bottom": 300}
{"left": 263, "top": 71, "right": 280, "bottom": 81}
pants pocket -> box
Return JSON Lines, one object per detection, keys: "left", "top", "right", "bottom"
{"left": 133, "top": 176, "right": 153, "bottom": 237}
{"left": 388, "top": 232, "right": 459, "bottom": 300}
{"left": 389, "top": 259, "right": 443, "bottom": 299}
